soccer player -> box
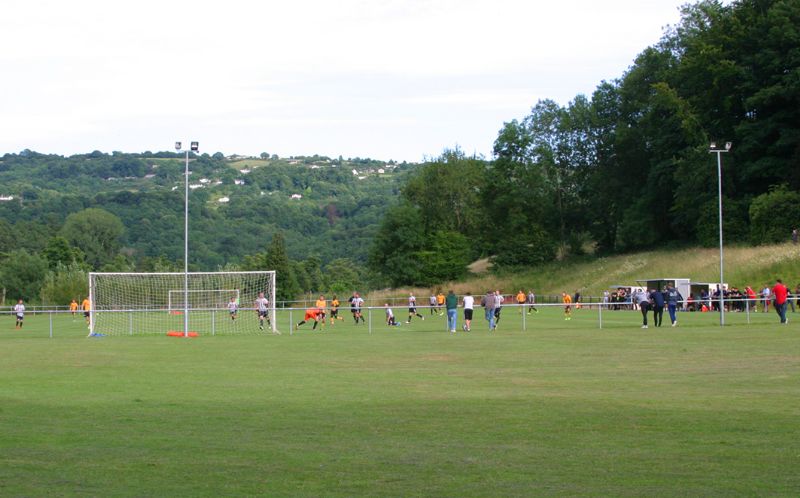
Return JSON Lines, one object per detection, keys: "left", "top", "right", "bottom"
{"left": 315, "top": 294, "right": 327, "bottom": 327}
{"left": 527, "top": 289, "right": 538, "bottom": 314}
{"left": 493, "top": 290, "right": 504, "bottom": 326}
{"left": 562, "top": 292, "right": 572, "bottom": 320}
{"left": 462, "top": 292, "right": 474, "bottom": 332}
{"left": 330, "top": 295, "right": 341, "bottom": 325}
{"left": 436, "top": 291, "right": 445, "bottom": 316}
{"left": 255, "top": 292, "right": 270, "bottom": 330}
{"left": 296, "top": 308, "right": 323, "bottom": 331}
{"left": 773, "top": 279, "right": 789, "bottom": 324}
{"left": 665, "top": 283, "right": 683, "bottom": 327}
{"left": 349, "top": 292, "right": 359, "bottom": 323}
{"left": 228, "top": 296, "right": 238, "bottom": 322}
{"left": 429, "top": 294, "right": 438, "bottom": 315}
{"left": 351, "top": 292, "right": 365, "bottom": 324}
{"left": 407, "top": 293, "right": 425, "bottom": 323}
{"left": 69, "top": 299, "right": 78, "bottom": 319}
{"left": 516, "top": 290, "right": 526, "bottom": 314}
{"left": 385, "top": 304, "right": 400, "bottom": 326}
{"left": 81, "top": 296, "right": 91, "bottom": 325}
{"left": 14, "top": 299, "right": 25, "bottom": 329}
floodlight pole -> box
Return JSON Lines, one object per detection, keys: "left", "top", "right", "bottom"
{"left": 176, "top": 141, "right": 198, "bottom": 337}
{"left": 709, "top": 142, "right": 731, "bottom": 327}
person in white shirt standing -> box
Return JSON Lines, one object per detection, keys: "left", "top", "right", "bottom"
{"left": 228, "top": 297, "right": 238, "bottom": 322}
{"left": 462, "top": 292, "right": 474, "bottom": 332}
{"left": 254, "top": 292, "right": 271, "bottom": 331}
{"left": 14, "top": 299, "right": 25, "bottom": 329}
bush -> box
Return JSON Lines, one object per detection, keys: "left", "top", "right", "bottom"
{"left": 748, "top": 186, "right": 800, "bottom": 244}
{"left": 40, "top": 263, "right": 89, "bottom": 305}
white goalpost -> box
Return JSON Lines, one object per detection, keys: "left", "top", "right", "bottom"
{"left": 88, "top": 271, "right": 276, "bottom": 336}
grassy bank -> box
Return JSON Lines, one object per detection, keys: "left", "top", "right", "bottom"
{"left": 380, "top": 243, "right": 800, "bottom": 301}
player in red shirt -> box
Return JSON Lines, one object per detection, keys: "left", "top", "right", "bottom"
{"left": 772, "top": 279, "right": 789, "bottom": 324}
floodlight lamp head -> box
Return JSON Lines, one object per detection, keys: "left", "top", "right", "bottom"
{"left": 725, "top": 142, "right": 732, "bottom": 151}
{"left": 175, "top": 141, "right": 182, "bottom": 151}
{"left": 190, "top": 141, "right": 199, "bottom": 152}
{"left": 709, "top": 142, "right": 716, "bottom": 150}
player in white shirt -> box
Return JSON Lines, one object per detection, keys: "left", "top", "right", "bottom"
{"left": 254, "top": 292, "right": 270, "bottom": 331}
{"left": 14, "top": 299, "right": 25, "bottom": 329}
{"left": 407, "top": 293, "right": 425, "bottom": 323}
{"left": 228, "top": 297, "right": 238, "bottom": 322}
{"left": 385, "top": 304, "right": 400, "bottom": 326}
{"left": 353, "top": 294, "right": 365, "bottom": 324}
{"left": 493, "top": 291, "right": 505, "bottom": 327}
{"left": 462, "top": 292, "right": 474, "bottom": 332}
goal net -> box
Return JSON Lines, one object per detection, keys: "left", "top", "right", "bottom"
{"left": 167, "top": 289, "right": 240, "bottom": 314}
{"left": 88, "top": 271, "right": 276, "bottom": 336}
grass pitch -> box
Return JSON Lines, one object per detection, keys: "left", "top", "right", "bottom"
{"left": 1, "top": 307, "right": 799, "bottom": 496}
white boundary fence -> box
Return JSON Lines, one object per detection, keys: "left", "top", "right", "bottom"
{"left": 1, "top": 297, "right": 795, "bottom": 338}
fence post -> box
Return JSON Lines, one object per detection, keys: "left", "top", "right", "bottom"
{"left": 746, "top": 298, "right": 750, "bottom": 324}
{"left": 289, "top": 310, "right": 293, "bottom": 336}
{"left": 49, "top": 311, "right": 53, "bottom": 338}
{"left": 522, "top": 304, "right": 526, "bottom": 332}
{"left": 598, "top": 301, "right": 603, "bottom": 329}
{"left": 368, "top": 307, "right": 372, "bottom": 335}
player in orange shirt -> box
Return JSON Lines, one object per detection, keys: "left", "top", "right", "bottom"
{"left": 562, "top": 292, "right": 572, "bottom": 320}
{"left": 516, "top": 290, "right": 526, "bottom": 314}
{"left": 69, "top": 299, "right": 78, "bottom": 320}
{"left": 81, "top": 297, "right": 91, "bottom": 325}
{"left": 314, "top": 295, "right": 327, "bottom": 327}
{"left": 295, "top": 308, "right": 324, "bottom": 331}
{"left": 436, "top": 291, "right": 445, "bottom": 316}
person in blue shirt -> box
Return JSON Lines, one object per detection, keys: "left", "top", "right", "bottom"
{"left": 649, "top": 288, "right": 666, "bottom": 327}
{"left": 664, "top": 283, "right": 684, "bottom": 327}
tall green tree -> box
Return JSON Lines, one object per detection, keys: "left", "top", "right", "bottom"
{"left": 41, "top": 236, "right": 85, "bottom": 269}
{"left": 0, "top": 250, "right": 49, "bottom": 302}
{"left": 39, "top": 262, "right": 89, "bottom": 305}
{"left": 263, "top": 232, "right": 300, "bottom": 301}
{"left": 60, "top": 208, "right": 125, "bottom": 269}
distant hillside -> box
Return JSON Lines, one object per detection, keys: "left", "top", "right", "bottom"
{"left": 0, "top": 151, "right": 417, "bottom": 268}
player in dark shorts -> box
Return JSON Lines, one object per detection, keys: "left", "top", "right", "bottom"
{"left": 407, "top": 293, "right": 425, "bottom": 323}
{"left": 330, "top": 296, "right": 340, "bottom": 324}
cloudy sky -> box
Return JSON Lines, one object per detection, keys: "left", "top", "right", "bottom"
{"left": 1, "top": 0, "right": 691, "bottom": 161}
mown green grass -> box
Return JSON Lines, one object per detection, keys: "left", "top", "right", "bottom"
{"left": 1, "top": 307, "right": 799, "bottom": 496}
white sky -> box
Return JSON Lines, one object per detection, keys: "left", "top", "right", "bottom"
{"left": 1, "top": 0, "right": 690, "bottom": 162}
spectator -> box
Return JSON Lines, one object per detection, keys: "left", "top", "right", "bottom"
{"left": 481, "top": 290, "right": 496, "bottom": 331}
{"left": 445, "top": 290, "right": 458, "bottom": 333}
{"left": 772, "top": 279, "right": 788, "bottom": 324}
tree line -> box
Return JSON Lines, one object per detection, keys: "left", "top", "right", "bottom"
{"left": 368, "top": 0, "right": 800, "bottom": 287}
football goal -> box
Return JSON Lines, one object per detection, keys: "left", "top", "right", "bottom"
{"left": 88, "top": 271, "right": 276, "bottom": 336}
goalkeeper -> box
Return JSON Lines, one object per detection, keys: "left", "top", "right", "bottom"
{"left": 295, "top": 308, "right": 324, "bottom": 331}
